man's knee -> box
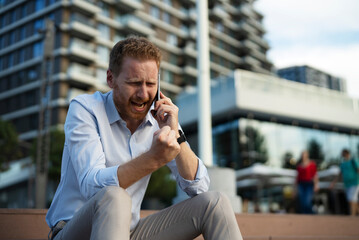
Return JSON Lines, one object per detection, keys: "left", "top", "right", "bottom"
{"left": 96, "top": 186, "right": 132, "bottom": 213}
{"left": 197, "top": 191, "right": 232, "bottom": 210}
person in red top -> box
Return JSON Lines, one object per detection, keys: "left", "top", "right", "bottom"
{"left": 296, "top": 150, "right": 319, "bottom": 214}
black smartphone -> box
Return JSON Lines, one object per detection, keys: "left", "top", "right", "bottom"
{"left": 153, "top": 71, "right": 160, "bottom": 117}
{"left": 156, "top": 71, "right": 161, "bottom": 102}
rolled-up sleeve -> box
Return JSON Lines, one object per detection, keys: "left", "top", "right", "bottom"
{"left": 167, "top": 158, "right": 210, "bottom": 197}
{"left": 65, "top": 100, "right": 119, "bottom": 199}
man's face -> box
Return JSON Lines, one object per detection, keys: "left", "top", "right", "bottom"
{"left": 108, "top": 57, "right": 158, "bottom": 123}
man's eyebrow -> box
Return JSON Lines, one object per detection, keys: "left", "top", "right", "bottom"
{"left": 125, "top": 78, "right": 157, "bottom": 83}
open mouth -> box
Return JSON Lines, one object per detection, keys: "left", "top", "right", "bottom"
{"left": 131, "top": 101, "right": 147, "bottom": 112}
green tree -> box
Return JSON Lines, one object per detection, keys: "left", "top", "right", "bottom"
{"left": 307, "top": 139, "right": 325, "bottom": 168}
{"left": 144, "top": 166, "right": 176, "bottom": 207}
{"left": 239, "top": 126, "right": 268, "bottom": 168}
{"left": 0, "top": 119, "right": 22, "bottom": 171}
{"left": 282, "top": 151, "right": 297, "bottom": 169}
{"left": 31, "top": 129, "right": 65, "bottom": 182}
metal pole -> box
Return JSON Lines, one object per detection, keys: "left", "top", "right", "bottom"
{"left": 35, "top": 19, "right": 55, "bottom": 208}
{"left": 196, "top": 1, "right": 213, "bottom": 167}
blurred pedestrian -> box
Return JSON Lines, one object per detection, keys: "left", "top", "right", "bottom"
{"left": 331, "top": 149, "right": 359, "bottom": 216}
{"left": 296, "top": 150, "right": 319, "bottom": 214}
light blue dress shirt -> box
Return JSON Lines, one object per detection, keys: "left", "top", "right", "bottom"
{"left": 46, "top": 91, "right": 209, "bottom": 230}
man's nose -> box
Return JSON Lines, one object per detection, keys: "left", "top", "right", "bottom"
{"left": 136, "top": 84, "right": 149, "bottom": 99}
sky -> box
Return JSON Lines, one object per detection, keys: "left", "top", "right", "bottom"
{"left": 254, "top": 0, "right": 359, "bottom": 98}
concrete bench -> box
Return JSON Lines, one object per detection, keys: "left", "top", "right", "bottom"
{"left": 1, "top": 208, "right": 359, "bottom": 240}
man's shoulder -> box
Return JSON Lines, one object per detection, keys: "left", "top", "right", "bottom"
{"left": 72, "top": 91, "right": 110, "bottom": 109}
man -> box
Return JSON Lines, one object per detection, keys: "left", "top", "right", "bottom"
{"left": 46, "top": 37, "right": 242, "bottom": 239}
{"left": 331, "top": 149, "right": 359, "bottom": 216}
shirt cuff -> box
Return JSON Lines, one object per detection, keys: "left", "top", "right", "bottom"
{"left": 94, "top": 165, "right": 119, "bottom": 187}
{"left": 177, "top": 158, "right": 210, "bottom": 197}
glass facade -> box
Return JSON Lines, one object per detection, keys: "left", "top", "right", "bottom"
{"left": 212, "top": 118, "right": 359, "bottom": 170}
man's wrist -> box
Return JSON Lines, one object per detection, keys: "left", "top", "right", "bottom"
{"left": 177, "top": 130, "right": 187, "bottom": 145}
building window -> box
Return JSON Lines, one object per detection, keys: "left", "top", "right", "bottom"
{"left": 97, "top": 45, "right": 109, "bottom": 63}
{"left": 96, "top": 68, "right": 107, "bottom": 85}
{"left": 21, "top": 3, "right": 28, "bottom": 18}
{"left": 169, "top": 53, "right": 177, "bottom": 65}
{"left": 163, "top": 0, "right": 172, "bottom": 6}
{"left": 167, "top": 33, "right": 177, "bottom": 46}
{"left": 215, "top": 22, "right": 224, "bottom": 33}
{"left": 34, "top": 18, "right": 44, "bottom": 32}
{"left": 162, "top": 12, "right": 170, "bottom": 24}
{"left": 20, "top": 25, "right": 26, "bottom": 40}
{"left": 35, "top": 0, "right": 45, "bottom": 12}
{"left": 8, "top": 52, "right": 14, "bottom": 67}
{"left": 35, "top": 0, "right": 46, "bottom": 12}
{"left": 98, "top": 23, "right": 110, "bottom": 40}
{"left": 9, "top": 31, "right": 15, "bottom": 44}
{"left": 163, "top": 70, "right": 174, "bottom": 83}
{"left": 98, "top": 2, "right": 110, "bottom": 17}
{"left": 0, "top": 15, "right": 4, "bottom": 28}
{"left": 113, "top": 32, "right": 124, "bottom": 43}
{"left": 10, "top": 9, "right": 16, "bottom": 23}
{"left": 150, "top": 6, "right": 160, "bottom": 19}
{"left": 0, "top": 35, "right": 3, "bottom": 49}
{"left": 28, "top": 68, "right": 38, "bottom": 81}
{"left": 33, "top": 41, "right": 43, "bottom": 57}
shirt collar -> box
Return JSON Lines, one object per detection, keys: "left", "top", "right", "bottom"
{"left": 105, "top": 90, "right": 155, "bottom": 127}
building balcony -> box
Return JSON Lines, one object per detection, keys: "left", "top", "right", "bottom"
{"left": 209, "top": 27, "right": 242, "bottom": 48}
{"left": 67, "top": 88, "right": 87, "bottom": 102}
{"left": 67, "top": 15, "right": 98, "bottom": 40}
{"left": 182, "top": 65, "right": 197, "bottom": 78}
{"left": 237, "top": 4, "right": 256, "bottom": 19}
{"left": 233, "top": 21, "right": 256, "bottom": 35}
{"left": 66, "top": 39, "right": 97, "bottom": 63}
{"left": 242, "top": 55, "right": 261, "bottom": 67}
{"left": 68, "top": 0, "right": 101, "bottom": 16}
{"left": 180, "top": 0, "right": 196, "bottom": 6}
{"left": 241, "top": 39, "right": 259, "bottom": 51}
{"left": 160, "top": 61, "right": 182, "bottom": 75}
{"left": 246, "top": 18, "right": 266, "bottom": 34}
{"left": 247, "top": 33, "right": 270, "bottom": 50}
{"left": 209, "top": 5, "right": 229, "bottom": 21}
{"left": 135, "top": 11, "right": 187, "bottom": 38}
{"left": 187, "top": 26, "right": 197, "bottom": 39}
{"left": 210, "top": 45, "right": 243, "bottom": 64}
{"left": 147, "top": 0, "right": 186, "bottom": 20}
{"left": 117, "top": 15, "right": 155, "bottom": 36}
{"left": 209, "top": 62, "right": 233, "bottom": 76}
{"left": 105, "top": 0, "right": 143, "bottom": 13}
{"left": 182, "top": 43, "right": 197, "bottom": 58}
{"left": 185, "top": 8, "right": 197, "bottom": 23}
{"left": 67, "top": 63, "right": 96, "bottom": 87}
{"left": 250, "top": 48, "right": 269, "bottom": 63}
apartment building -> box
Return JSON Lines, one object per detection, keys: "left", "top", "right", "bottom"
{"left": 0, "top": 0, "right": 272, "bottom": 142}
{"left": 277, "top": 65, "right": 346, "bottom": 93}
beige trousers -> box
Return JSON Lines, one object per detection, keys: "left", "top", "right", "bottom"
{"left": 53, "top": 186, "right": 242, "bottom": 240}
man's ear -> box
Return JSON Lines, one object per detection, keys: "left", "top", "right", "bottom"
{"left": 107, "top": 69, "right": 114, "bottom": 88}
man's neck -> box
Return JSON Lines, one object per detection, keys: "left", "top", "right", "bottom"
{"left": 126, "top": 120, "right": 143, "bottom": 134}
